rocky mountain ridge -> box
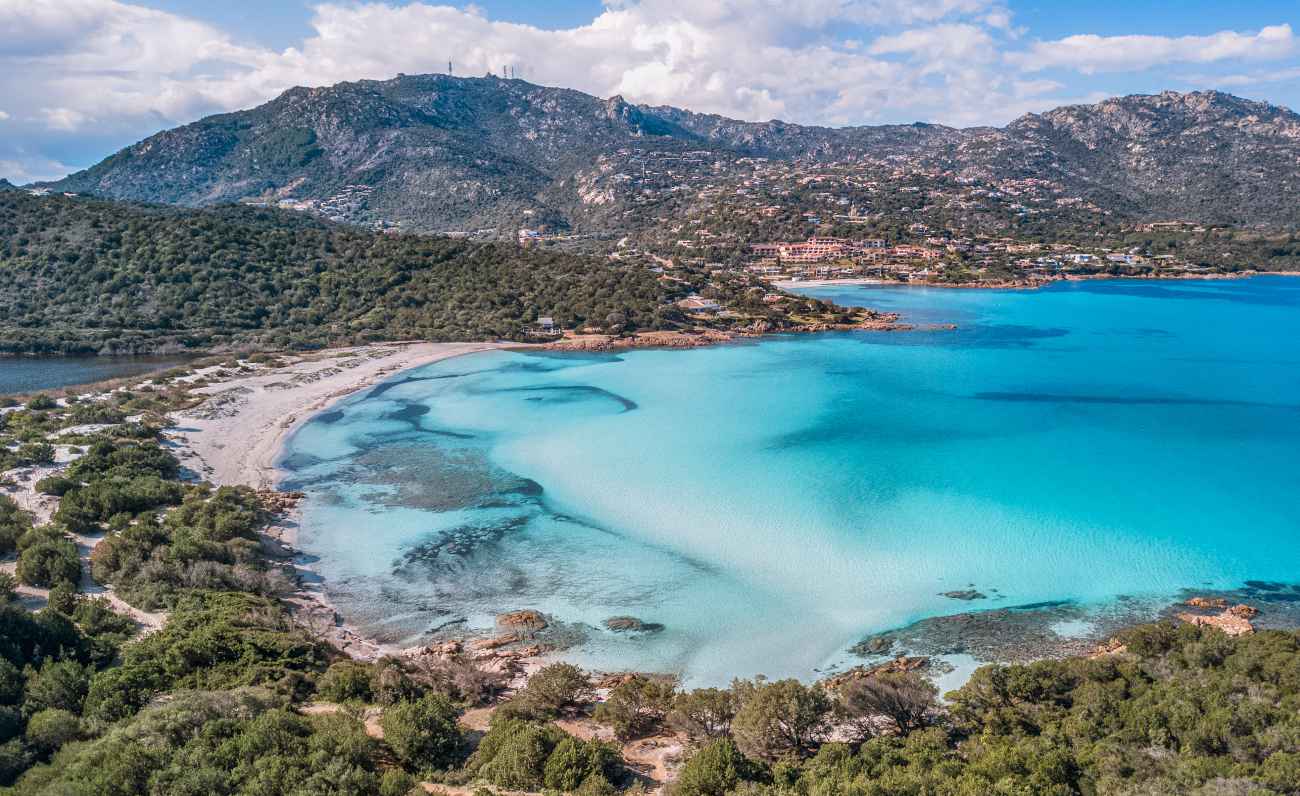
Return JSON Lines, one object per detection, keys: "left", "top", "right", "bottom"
{"left": 37, "top": 76, "right": 1300, "bottom": 231}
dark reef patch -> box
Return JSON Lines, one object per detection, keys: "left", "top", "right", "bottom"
{"left": 392, "top": 515, "right": 532, "bottom": 577}
{"left": 480, "top": 384, "right": 638, "bottom": 412}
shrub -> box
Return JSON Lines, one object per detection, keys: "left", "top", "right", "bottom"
{"left": 318, "top": 660, "right": 374, "bottom": 703}
{"left": 25, "top": 395, "right": 56, "bottom": 411}
{"left": 14, "top": 443, "right": 55, "bottom": 466}
{"left": 371, "top": 658, "right": 420, "bottom": 706}
{"left": 468, "top": 718, "right": 620, "bottom": 792}
{"left": 380, "top": 693, "right": 464, "bottom": 772}
{"left": 672, "top": 738, "right": 755, "bottom": 796}
{"left": 46, "top": 582, "right": 77, "bottom": 615}
{"left": 34, "top": 476, "right": 77, "bottom": 497}
{"left": 0, "top": 496, "right": 33, "bottom": 555}
{"left": 379, "top": 767, "right": 419, "bottom": 796}
{"left": 16, "top": 531, "right": 81, "bottom": 589}
{"left": 22, "top": 659, "right": 91, "bottom": 717}
{"left": 23, "top": 708, "right": 81, "bottom": 757}
{"left": 593, "top": 675, "right": 676, "bottom": 741}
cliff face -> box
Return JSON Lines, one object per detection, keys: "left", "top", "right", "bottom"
{"left": 44, "top": 77, "right": 1300, "bottom": 230}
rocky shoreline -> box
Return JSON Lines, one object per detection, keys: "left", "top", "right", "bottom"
{"left": 542, "top": 315, "right": 910, "bottom": 353}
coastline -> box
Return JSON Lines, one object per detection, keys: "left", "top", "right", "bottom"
{"left": 775, "top": 269, "right": 1299, "bottom": 292}
{"left": 167, "top": 341, "right": 517, "bottom": 659}
{"left": 173, "top": 341, "right": 512, "bottom": 493}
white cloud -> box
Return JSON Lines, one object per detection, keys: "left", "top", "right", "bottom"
{"left": 0, "top": 111, "right": 9, "bottom": 121}
{"left": 3, "top": 0, "right": 1296, "bottom": 182}
{"left": 1011, "top": 24, "right": 1296, "bottom": 74}
{"left": 0, "top": 155, "right": 79, "bottom": 184}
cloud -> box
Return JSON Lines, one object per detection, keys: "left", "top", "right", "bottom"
{"left": 0, "top": 111, "right": 9, "bottom": 121}
{"left": 0, "top": 155, "right": 79, "bottom": 184}
{"left": 1011, "top": 24, "right": 1296, "bottom": 74}
{"left": 3, "top": 0, "right": 1296, "bottom": 183}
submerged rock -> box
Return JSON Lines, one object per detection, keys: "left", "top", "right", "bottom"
{"left": 1185, "top": 596, "right": 1228, "bottom": 609}
{"left": 941, "top": 589, "right": 987, "bottom": 601}
{"left": 604, "top": 616, "right": 665, "bottom": 634}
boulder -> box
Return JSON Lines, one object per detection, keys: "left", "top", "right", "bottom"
{"left": 497, "top": 610, "right": 548, "bottom": 631}
{"left": 1176, "top": 609, "right": 1253, "bottom": 636}
{"left": 1184, "top": 596, "right": 1228, "bottom": 609}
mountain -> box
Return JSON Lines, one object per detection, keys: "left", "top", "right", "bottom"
{"left": 43, "top": 76, "right": 1300, "bottom": 231}
{"left": 0, "top": 179, "right": 17, "bottom": 192}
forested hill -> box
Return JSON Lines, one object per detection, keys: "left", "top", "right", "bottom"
{"left": 0, "top": 192, "right": 689, "bottom": 355}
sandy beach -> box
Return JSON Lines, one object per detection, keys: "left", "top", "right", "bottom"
{"left": 173, "top": 341, "right": 511, "bottom": 499}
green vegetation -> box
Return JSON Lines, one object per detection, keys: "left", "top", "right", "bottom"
{"left": 3, "top": 359, "right": 1299, "bottom": 796}
{"left": 467, "top": 717, "right": 620, "bottom": 793}
{"left": 665, "top": 624, "right": 1300, "bottom": 796}
{"left": 380, "top": 693, "right": 463, "bottom": 773}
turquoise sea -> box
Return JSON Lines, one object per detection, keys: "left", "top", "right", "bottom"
{"left": 282, "top": 277, "right": 1300, "bottom": 685}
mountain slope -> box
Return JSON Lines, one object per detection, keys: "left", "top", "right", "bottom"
{"left": 43, "top": 77, "right": 1300, "bottom": 231}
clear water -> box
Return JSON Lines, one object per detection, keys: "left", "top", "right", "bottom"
{"left": 0, "top": 356, "right": 188, "bottom": 395}
{"left": 282, "top": 277, "right": 1300, "bottom": 685}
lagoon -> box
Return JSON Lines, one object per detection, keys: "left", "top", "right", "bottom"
{"left": 0, "top": 355, "right": 189, "bottom": 396}
{"left": 283, "top": 277, "right": 1300, "bottom": 684}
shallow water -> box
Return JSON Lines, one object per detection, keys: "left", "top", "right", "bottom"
{"left": 283, "top": 277, "right": 1300, "bottom": 685}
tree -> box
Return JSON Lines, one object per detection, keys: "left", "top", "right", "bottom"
{"left": 504, "top": 662, "right": 592, "bottom": 718}
{"left": 380, "top": 693, "right": 463, "bottom": 771}
{"left": 669, "top": 688, "right": 737, "bottom": 741}
{"left": 730, "top": 678, "right": 830, "bottom": 763}
{"left": 46, "top": 582, "right": 77, "bottom": 615}
{"left": 837, "top": 672, "right": 938, "bottom": 739}
{"left": 593, "top": 675, "right": 676, "bottom": 741}
{"left": 671, "top": 738, "right": 755, "bottom": 796}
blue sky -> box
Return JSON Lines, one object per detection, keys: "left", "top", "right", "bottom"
{"left": 2, "top": 1, "right": 1298, "bottom": 183}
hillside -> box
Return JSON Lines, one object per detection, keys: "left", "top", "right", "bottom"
{"left": 0, "top": 191, "right": 821, "bottom": 355}
{"left": 40, "top": 76, "right": 1300, "bottom": 232}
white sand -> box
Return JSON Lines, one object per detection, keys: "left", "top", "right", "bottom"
{"left": 174, "top": 342, "right": 511, "bottom": 500}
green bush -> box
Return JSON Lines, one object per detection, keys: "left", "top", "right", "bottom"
{"left": 22, "top": 660, "right": 91, "bottom": 717}
{"left": 379, "top": 767, "right": 418, "bottom": 796}
{"left": 16, "top": 530, "right": 81, "bottom": 589}
{"left": 0, "top": 496, "right": 33, "bottom": 555}
{"left": 34, "top": 476, "right": 77, "bottom": 497}
{"left": 671, "top": 738, "right": 755, "bottom": 796}
{"left": 467, "top": 717, "right": 619, "bottom": 792}
{"left": 83, "top": 591, "right": 327, "bottom": 722}
{"left": 45, "top": 582, "right": 77, "bottom": 615}
{"left": 380, "top": 693, "right": 463, "bottom": 772}
{"left": 25, "top": 395, "right": 57, "bottom": 411}
{"left": 593, "top": 674, "right": 676, "bottom": 741}
{"left": 12, "top": 689, "right": 382, "bottom": 794}
{"left": 318, "top": 660, "right": 375, "bottom": 703}
{"left": 23, "top": 708, "right": 81, "bottom": 757}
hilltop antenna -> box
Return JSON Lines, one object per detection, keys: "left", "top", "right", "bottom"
{"left": 448, "top": 60, "right": 453, "bottom": 75}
